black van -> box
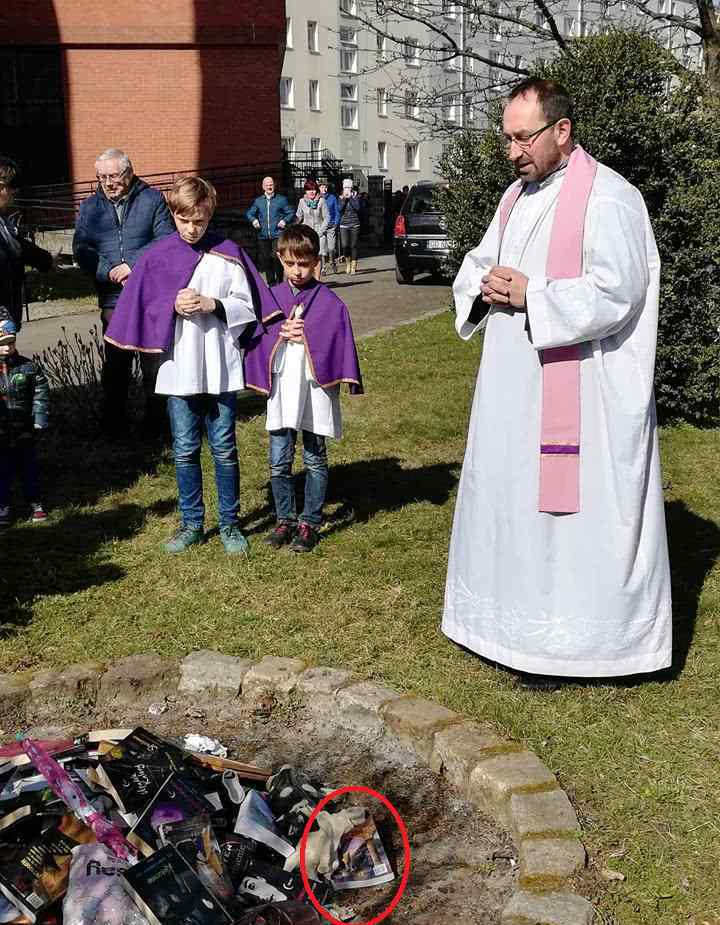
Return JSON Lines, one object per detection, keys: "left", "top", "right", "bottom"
{"left": 393, "top": 182, "right": 449, "bottom": 284}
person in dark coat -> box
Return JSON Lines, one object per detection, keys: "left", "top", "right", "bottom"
{"left": 0, "top": 156, "right": 53, "bottom": 331}
{"left": 73, "top": 148, "right": 175, "bottom": 437}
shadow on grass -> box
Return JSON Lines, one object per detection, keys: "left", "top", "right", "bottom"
{"left": 665, "top": 498, "right": 720, "bottom": 678}
{"left": 0, "top": 503, "right": 149, "bottom": 638}
{"left": 241, "top": 456, "right": 459, "bottom": 536}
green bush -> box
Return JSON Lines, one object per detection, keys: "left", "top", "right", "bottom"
{"left": 437, "top": 30, "right": 720, "bottom": 426}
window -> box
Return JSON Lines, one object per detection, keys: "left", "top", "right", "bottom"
{"left": 535, "top": 11, "right": 546, "bottom": 28}
{"left": 377, "top": 141, "right": 388, "bottom": 170}
{"left": 309, "top": 79, "right": 320, "bottom": 111}
{"left": 514, "top": 54, "right": 526, "bottom": 69}
{"left": 403, "top": 37, "right": 420, "bottom": 67}
{"left": 579, "top": 19, "right": 589, "bottom": 36}
{"left": 405, "top": 142, "right": 419, "bottom": 171}
{"left": 443, "top": 93, "right": 461, "bottom": 123}
{"left": 442, "top": 0, "right": 458, "bottom": 17}
{"left": 307, "top": 20, "right": 319, "bottom": 53}
{"left": 376, "top": 33, "right": 387, "bottom": 61}
{"left": 404, "top": 89, "right": 419, "bottom": 119}
{"left": 658, "top": 0, "right": 667, "bottom": 11}
{"left": 377, "top": 87, "right": 388, "bottom": 117}
{"left": 564, "top": 16, "right": 576, "bottom": 35}
{"left": 281, "top": 136, "right": 295, "bottom": 160}
{"left": 310, "top": 137, "right": 322, "bottom": 161}
{"left": 444, "top": 49, "right": 459, "bottom": 71}
{"left": 339, "top": 0, "right": 357, "bottom": 15}
{"left": 340, "top": 27, "right": 358, "bottom": 73}
{"left": 285, "top": 17, "right": 293, "bottom": 49}
{"left": 340, "top": 83, "right": 358, "bottom": 129}
{"left": 280, "top": 77, "right": 294, "bottom": 108}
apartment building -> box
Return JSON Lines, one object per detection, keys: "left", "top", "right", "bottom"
{"left": 281, "top": 0, "right": 437, "bottom": 188}
{"left": 281, "top": 0, "right": 701, "bottom": 190}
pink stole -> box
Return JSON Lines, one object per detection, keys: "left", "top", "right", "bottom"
{"left": 498, "top": 145, "right": 597, "bottom": 514}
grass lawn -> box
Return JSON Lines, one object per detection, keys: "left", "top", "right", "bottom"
{"left": 2, "top": 314, "right": 719, "bottom": 924}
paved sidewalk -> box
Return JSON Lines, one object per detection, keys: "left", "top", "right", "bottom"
{"left": 20, "top": 253, "right": 452, "bottom": 355}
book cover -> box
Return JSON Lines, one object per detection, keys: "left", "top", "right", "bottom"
{"left": 128, "top": 773, "right": 216, "bottom": 858}
{"left": 233, "top": 791, "right": 293, "bottom": 860}
{"left": 331, "top": 813, "right": 395, "bottom": 891}
{"left": 0, "top": 817, "right": 94, "bottom": 922}
{"left": 157, "top": 815, "right": 234, "bottom": 904}
{"left": 121, "top": 846, "right": 233, "bottom": 925}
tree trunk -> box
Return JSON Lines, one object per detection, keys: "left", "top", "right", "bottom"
{"left": 697, "top": 0, "right": 720, "bottom": 95}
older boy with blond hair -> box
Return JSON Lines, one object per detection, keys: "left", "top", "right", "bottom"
{"left": 106, "top": 177, "right": 274, "bottom": 554}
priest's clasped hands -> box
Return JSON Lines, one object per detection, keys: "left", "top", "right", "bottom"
{"left": 174, "top": 287, "right": 216, "bottom": 316}
{"left": 481, "top": 265, "right": 529, "bottom": 310}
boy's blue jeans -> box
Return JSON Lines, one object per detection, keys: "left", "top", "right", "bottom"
{"left": 269, "top": 429, "right": 328, "bottom": 528}
{"left": 167, "top": 394, "right": 239, "bottom": 529}
{"left": 0, "top": 438, "right": 41, "bottom": 508}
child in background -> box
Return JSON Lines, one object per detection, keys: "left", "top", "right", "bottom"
{"left": 243, "top": 224, "right": 363, "bottom": 553}
{"left": 0, "top": 305, "right": 50, "bottom": 527}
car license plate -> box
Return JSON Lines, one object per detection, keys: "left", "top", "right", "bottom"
{"left": 426, "top": 239, "right": 445, "bottom": 250}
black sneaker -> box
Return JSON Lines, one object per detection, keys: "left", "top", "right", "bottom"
{"left": 289, "top": 522, "right": 319, "bottom": 553}
{"left": 265, "top": 521, "right": 296, "bottom": 549}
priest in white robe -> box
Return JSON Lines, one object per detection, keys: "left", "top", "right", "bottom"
{"left": 442, "top": 78, "right": 672, "bottom": 679}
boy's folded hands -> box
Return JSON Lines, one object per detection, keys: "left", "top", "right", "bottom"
{"left": 174, "top": 287, "right": 216, "bottom": 316}
{"left": 280, "top": 317, "right": 305, "bottom": 343}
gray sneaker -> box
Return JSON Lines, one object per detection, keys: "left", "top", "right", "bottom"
{"left": 219, "top": 524, "right": 249, "bottom": 556}
{"left": 164, "top": 525, "right": 205, "bottom": 553}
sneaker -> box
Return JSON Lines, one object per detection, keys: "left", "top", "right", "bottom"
{"left": 30, "top": 502, "right": 48, "bottom": 523}
{"left": 164, "top": 525, "right": 205, "bottom": 553}
{"left": 289, "top": 522, "right": 319, "bottom": 553}
{"left": 0, "top": 506, "right": 10, "bottom": 529}
{"left": 264, "top": 521, "right": 296, "bottom": 549}
{"left": 219, "top": 524, "right": 249, "bottom": 556}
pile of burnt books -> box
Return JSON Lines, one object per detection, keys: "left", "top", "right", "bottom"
{"left": 0, "top": 728, "right": 395, "bottom": 925}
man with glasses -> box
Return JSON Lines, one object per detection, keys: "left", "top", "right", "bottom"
{"left": 74, "top": 149, "right": 174, "bottom": 438}
{"left": 443, "top": 78, "right": 671, "bottom": 684}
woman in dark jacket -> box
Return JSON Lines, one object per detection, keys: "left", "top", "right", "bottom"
{"left": 0, "top": 156, "right": 53, "bottom": 330}
{"left": 338, "top": 188, "right": 362, "bottom": 275}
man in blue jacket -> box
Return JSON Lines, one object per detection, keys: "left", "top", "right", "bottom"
{"left": 73, "top": 148, "right": 174, "bottom": 437}
{"left": 319, "top": 182, "right": 340, "bottom": 274}
{"left": 246, "top": 176, "right": 294, "bottom": 285}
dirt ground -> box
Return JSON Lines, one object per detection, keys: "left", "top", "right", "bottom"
{"left": 8, "top": 701, "right": 518, "bottom": 924}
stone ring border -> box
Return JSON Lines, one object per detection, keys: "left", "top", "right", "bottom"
{"left": 0, "top": 652, "right": 595, "bottom": 925}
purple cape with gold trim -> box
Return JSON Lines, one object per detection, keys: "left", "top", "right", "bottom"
{"left": 242, "top": 280, "right": 364, "bottom": 395}
{"left": 104, "top": 231, "right": 274, "bottom": 353}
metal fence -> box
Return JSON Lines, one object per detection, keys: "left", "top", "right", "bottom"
{"left": 15, "top": 161, "right": 284, "bottom": 233}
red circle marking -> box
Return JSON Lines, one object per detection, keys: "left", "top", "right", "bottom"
{"left": 298, "top": 785, "right": 411, "bottom": 925}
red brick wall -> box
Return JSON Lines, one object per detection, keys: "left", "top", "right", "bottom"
{"left": 65, "top": 46, "right": 282, "bottom": 180}
{"left": 0, "top": 0, "right": 285, "bottom": 185}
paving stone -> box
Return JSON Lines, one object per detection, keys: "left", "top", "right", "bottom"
{"left": 519, "top": 838, "right": 587, "bottom": 891}
{"left": 178, "top": 650, "right": 254, "bottom": 699}
{"left": 98, "top": 655, "right": 180, "bottom": 710}
{"left": 29, "top": 662, "right": 104, "bottom": 720}
{"left": 430, "top": 721, "right": 518, "bottom": 792}
{"left": 337, "top": 680, "right": 403, "bottom": 715}
{"left": 511, "top": 790, "right": 581, "bottom": 840}
{"left": 382, "top": 697, "right": 461, "bottom": 761}
{"left": 501, "top": 890, "right": 595, "bottom": 924}
{"left": 242, "top": 656, "right": 306, "bottom": 697}
{"left": 295, "top": 667, "right": 354, "bottom": 710}
{"left": 468, "top": 751, "right": 558, "bottom": 828}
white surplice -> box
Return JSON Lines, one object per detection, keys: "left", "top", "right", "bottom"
{"left": 266, "top": 340, "right": 342, "bottom": 438}
{"left": 442, "top": 162, "right": 672, "bottom": 677}
{"left": 155, "top": 252, "right": 257, "bottom": 396}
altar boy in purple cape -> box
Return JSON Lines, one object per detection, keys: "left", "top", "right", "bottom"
{"left": 243, "top": 224, "right": 363, "bottom": 552}
{"left": 105, "top": 176, "right": 274, "bottom": 555}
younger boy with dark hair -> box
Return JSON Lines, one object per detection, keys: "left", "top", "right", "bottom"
{"left": 243, "top": 224, "right": 363, "bottom": 552}
{"left": 0, "top": 306, "right": 50, "bottom": 527}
